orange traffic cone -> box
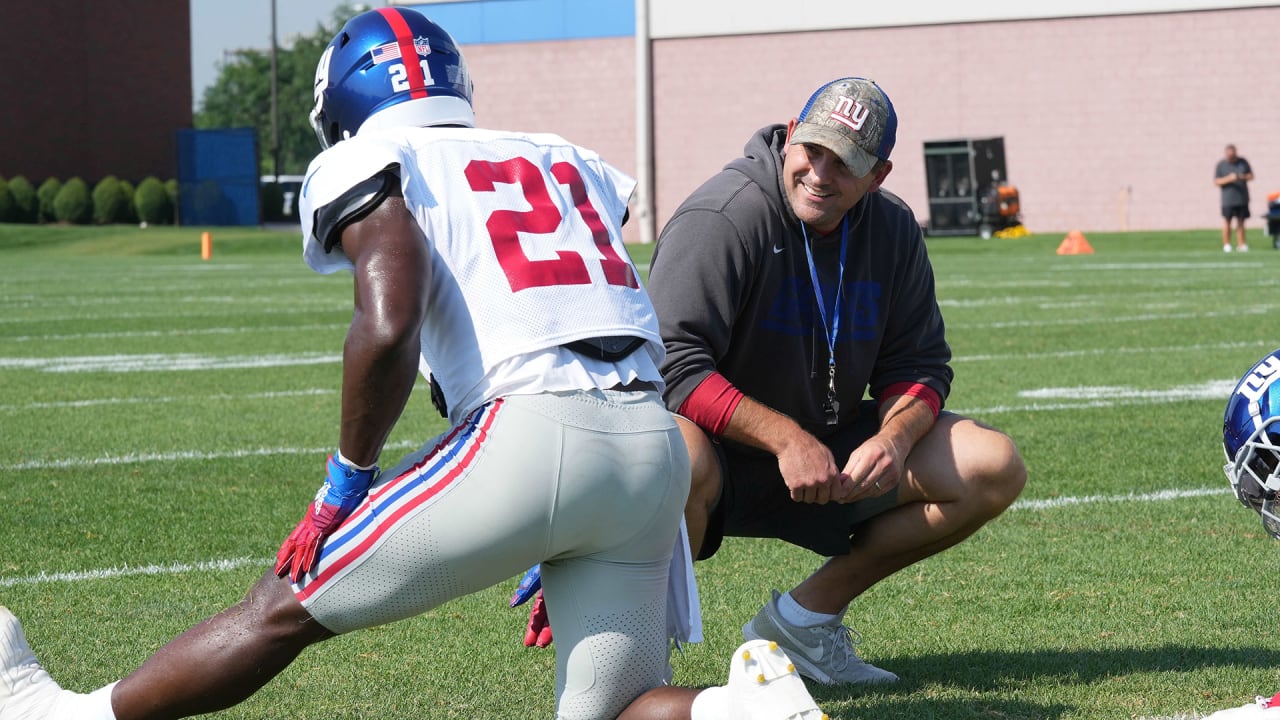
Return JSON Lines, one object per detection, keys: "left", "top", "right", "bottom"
{"left": 1056, "top": 230, "right": 1094, "bottom": 255}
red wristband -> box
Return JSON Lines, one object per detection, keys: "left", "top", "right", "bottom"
{"left": 877, "top": 382, "right": 941, "bottom": 419}
{"left": 677, "top": 372, "right": 744, "bottom": 436}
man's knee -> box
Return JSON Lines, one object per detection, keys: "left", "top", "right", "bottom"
{"left": 916, "top": 417, "right": 1025, "bottom": 514}
{"left": 965, "top": 422, "right": 1027, "bottom": 512}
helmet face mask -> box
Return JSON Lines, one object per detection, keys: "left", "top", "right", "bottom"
{"left": 310, "top": 7, "right": 475, "bottom": 150}
{"left": 1223, "top": 350, "right": 1280, "bottom": 539}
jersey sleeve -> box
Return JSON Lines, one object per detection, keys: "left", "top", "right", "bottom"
{"left": 299, "top": 136, "right": 406, "bottom": 275}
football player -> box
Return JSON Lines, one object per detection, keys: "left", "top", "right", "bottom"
{"left": 0, "top": 8, "right": 826, "bottom": 720}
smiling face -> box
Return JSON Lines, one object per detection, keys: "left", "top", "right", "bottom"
{"left": 782, "top": 119, "right": 892, "bottom": 235}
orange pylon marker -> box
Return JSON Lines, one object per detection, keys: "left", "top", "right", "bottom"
{"left": 201, "top": 231, "right": 213, "bottom": 260}
{"left": 1056, "top": 229, "right": 1094, "bottom": 255}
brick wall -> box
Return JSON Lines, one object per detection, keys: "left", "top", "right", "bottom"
{"left": 0, "top": 1, "right": 192, "bottom": 184}
{"left": 650, "top": 7, "right": 1280, "bottom": 234}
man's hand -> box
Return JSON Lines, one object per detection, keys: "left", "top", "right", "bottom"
{"left": 776, "top": 431, "right": 853, "bottom": 504}
{"left": 837, "top": 433, "right": 906, "bottom": 503}
{"left": 275, "top": 454, "right": 378, "bottom": 583}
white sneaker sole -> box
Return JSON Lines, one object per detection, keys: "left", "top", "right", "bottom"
{"left": 727, "top": 640, "right": 827, "bottom": 720}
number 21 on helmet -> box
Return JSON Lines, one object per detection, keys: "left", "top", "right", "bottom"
{"left": 310, "top": 7, "right": 475, "bottom": 149}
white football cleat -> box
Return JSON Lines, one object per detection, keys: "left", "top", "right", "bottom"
{"left": 0, "top": 606, "right": 64, "bottom": 720}
{"left": 725, "top": 639, "right": 828, "bottom": 720}
{"left": 1202, "top": 694, "right": 1280, "bottom": 719}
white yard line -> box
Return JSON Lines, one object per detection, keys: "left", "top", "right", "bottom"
{"left": 0, "top": 388, "right": 335, "bottom": 412}
{"left": 0, "top": 484, "right": 1230, "bottom": 588}
{"left": 1, "top": 323, "right": 348, "bottom": 343}
{"left": 2, "top": 438, "right": 419, "bottom": 471}
{"left": 951, "top": 379, "right": 1242, "bottom": 415}
{"left": 1010, "top": 487, "right": 1228, "bottom": 511}
{"left": 0, "top": 305, "right": 348, "bottom": 325}
{"left": 0, "top": 557, "right": 265, "bottom": 588}
{"left": 0, "top": 352, "right": 340, "bottom": 373}
{"left": 949, "top": 305, "right": 1275, "bottom": 331}
{"left": 953, "top": 339, "right": 1277, "bottom": 364}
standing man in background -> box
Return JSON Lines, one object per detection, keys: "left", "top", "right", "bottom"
{"left": 1216, "top": 143, "right": 1254, "bottom": 252}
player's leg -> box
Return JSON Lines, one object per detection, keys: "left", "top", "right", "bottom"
{"left": 728, "top": 408, "right": 1022, "bottom": 685}
{"left": 1, "top": 572, "right": 331, "bottom": 720}
{"left": 1237, "top": 212, "right": 1250, "bottom": 250}
{"left": 1, "top": 401, "right": 555, "bottom": 720}
{"left": 675, "top": 415, "right": 722, "bottom": 560}
{"left": 790, "top": 413, "right": 1026, "bottom": 614}
{"left": 551, "top": 398, "right": 826, "bottom": 720}
{"left": 541, "top": 390, "right": 690, "bottom": 719}
{"left": 112, "top": 572, "right": 332, "bottom": 718}
{"left": 1224, "top": 213, "right": 1234, "bottom": 251}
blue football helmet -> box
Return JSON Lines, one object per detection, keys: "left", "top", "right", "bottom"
{"left": 1223, "top": 349, "right": 1280, "bottom": 539}
{"left": 310, "top": 7, "right": 474, "bottom": 149}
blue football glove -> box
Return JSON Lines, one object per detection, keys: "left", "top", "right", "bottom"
{"left": 510, "top": 565, "right": 552, "bottom": 647}
{"left": 509, "top": 564, "right": 542, "bottom": 607}
{"left": 275, "top": 454, "right": 377, "bottom": 583}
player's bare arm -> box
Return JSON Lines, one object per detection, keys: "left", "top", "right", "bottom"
{"left": 720, "top": 395, "right": 853, "bottom": 504}
{"left": 837, "top": 394, "right": 934, "bottom": 503}
{"left": 336, "top": 189, "right": 430, "bottom": 467}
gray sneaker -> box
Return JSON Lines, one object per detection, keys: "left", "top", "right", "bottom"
{"left": 741, "top": 590, "right": 899, "bottom": 686}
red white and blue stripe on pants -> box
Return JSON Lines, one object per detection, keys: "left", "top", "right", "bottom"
{"left": 294, "top": 399, "right": 504, "bottom": 602}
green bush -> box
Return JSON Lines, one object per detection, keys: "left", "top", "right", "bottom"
{"left": 8, "top": 176, "right": 37, "bottom": 223}
{"left": 53, "top": 177, "right": 92, "bottom": 224}
{"left": 36, "top": 178, "right": 61, "bottom": 223}
{"left": 91, "top": 176, "right": 127, "bottom": 224}
{"left": 0, "top": 178, "right": 14, "bottom": 223}
{"left": 164, "top": 179, "right": 179, "bottom": 224}
{"left": 118, "top": 180, "right": 138, "bottom": 224}
{"left": 135, "top": 176, "right": 174, "bottom": 226}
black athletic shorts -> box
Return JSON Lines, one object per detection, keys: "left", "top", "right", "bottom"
{"left": 698, "top": 399, "right": 905, "bottom": 560}
{"left": 1223, "top": 203, "right": 1250, "bottom": 220}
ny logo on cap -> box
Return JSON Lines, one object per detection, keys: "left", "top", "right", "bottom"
{"left": 830, "top": 96, "right": 870, "bottom": 132}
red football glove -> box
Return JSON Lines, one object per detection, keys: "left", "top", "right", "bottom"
{"left": 524, "top": 589, "right": 553, "bottom": 648}
{"left": 275, "top": 454, "right": 377, "bottom": 583}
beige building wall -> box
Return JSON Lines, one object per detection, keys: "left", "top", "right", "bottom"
{"left": 462, "top": 4, "right": 1280, "bottom": 236}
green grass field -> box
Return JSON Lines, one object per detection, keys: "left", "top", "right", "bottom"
{"left": 3, "top": 223, "right": 1280, "bottom": 719}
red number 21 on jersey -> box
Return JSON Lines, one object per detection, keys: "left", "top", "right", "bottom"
{"left": 464, "top": 156, "right": 639, "bottom": 293}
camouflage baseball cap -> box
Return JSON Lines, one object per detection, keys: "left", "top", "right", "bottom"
{"left": 790, "top": 77, "right": 897, "bottom": 177}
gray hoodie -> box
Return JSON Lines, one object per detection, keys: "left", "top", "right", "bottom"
{"left": 648, "top": 124, "right": 953, "bottom": 442}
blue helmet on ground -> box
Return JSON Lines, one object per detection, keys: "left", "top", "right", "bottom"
{"left": 1223, "top": 349, "right": 1280, "bottom": 538}
{"left": 310, "top": 7, "right": 474, "bottom": 149}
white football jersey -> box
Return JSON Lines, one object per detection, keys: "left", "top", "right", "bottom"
{"left": 299, "top": 126, "right": 663, "bottom": 422}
